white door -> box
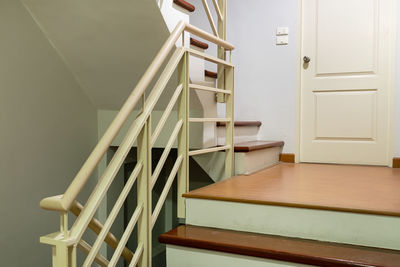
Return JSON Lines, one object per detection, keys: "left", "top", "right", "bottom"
{"left": 300, "top": 0, "right": 396, "bottom": 165}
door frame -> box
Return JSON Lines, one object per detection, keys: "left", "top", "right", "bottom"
{"left": 294, "top": 0, "right": 398, "bottom": 167}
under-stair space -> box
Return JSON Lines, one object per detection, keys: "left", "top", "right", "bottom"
{"left": 160, "top": 163, "right": 400, "bottom": 266}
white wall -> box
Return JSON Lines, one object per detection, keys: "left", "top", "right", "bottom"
{"left": 190, "top": 0, "right": 298, "bottom": 153}
{"left": 191, "top": 0, "right": 400, "bottom": 157}
{"left": 0, "top": 1, "right": 98, "bottom": 266}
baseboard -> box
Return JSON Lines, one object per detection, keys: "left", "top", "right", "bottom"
{"left": 279, "top": 153, "right": 295, "bottom": 163}
{"left": 393, "top": 158, "right": 400, "bottom": 168}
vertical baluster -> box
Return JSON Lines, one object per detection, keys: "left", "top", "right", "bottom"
{"left": 216, "top": 0, "right": 227, "bottom": 103}
{"left": 177, "top": 52, "right": 189, "bottom": 219}
{"left": 225, "top": 65, "right": 234, "bottom": 178}
{"left": 60, "top": 211, "right": 68, "bottom": 237}
{"left": 137, "top": 101, "right": 152, "bottom": 266}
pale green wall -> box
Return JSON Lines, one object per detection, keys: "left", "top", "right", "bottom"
{"left": 0, "top": 0, "right": 98, "bottom": 266}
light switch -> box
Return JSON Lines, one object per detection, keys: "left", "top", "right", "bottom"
{"left": 276, "top": 27, "right": 289, "bottom": 36}
{"left": 276, "top": 35, "right": 289, "bottom": 45}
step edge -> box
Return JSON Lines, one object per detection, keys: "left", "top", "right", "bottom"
{"left": 234, "top": 141, "right": 284, "bottom": 152}
{"left": 173, "top": 0, "right": 195, "bottom": 12}
{"left": 159, "top": 225, "right": 400, "bottom": 267}
{"left": 190, "top": 37, "right": 209, "bottom": 50}
{"left": 205, "top": 70, "right": 217, "bottom": 78}
{"left": 217, "top": 121, "right": 262, "bottom": 127}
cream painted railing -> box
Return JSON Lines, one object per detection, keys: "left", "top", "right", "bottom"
{"left": 40, "top": 21, "right": 234, "bottom": 267}
{"left": 199, "top": 0, "right": 229, "bottom": 102}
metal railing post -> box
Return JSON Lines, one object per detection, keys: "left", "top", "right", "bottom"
{"left": 137, "top": 114, "right": 152, "bottom": 266}
{"left": 225, "top": 65, "right": 234, "bottom": 178}
{"left": 216, "top": 0, "right": 227, "bottom": 103}
{"left": 177, "top": 52, "right": 189, "bottom": 219}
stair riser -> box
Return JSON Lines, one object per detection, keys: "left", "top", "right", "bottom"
{"left": 217, "top": 126, "right": 259, "bottom": 145}
{"left": 189, "top": 53, "right": 206, "bottom": 83}
{"left": 235, "top": 146, "right": 282, "bottom": 175}
{"left": 186, "top": 198, "right": 400, "bottom": 250}
{"left": 193, "top": 146, "right": 281, "bottom": 182}
{"left": 166, "top": 245, "right": 311, "bottom": 267}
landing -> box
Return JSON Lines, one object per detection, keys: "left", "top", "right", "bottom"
{"left": 184, "top": 163, "right": 400, "bottom": 217}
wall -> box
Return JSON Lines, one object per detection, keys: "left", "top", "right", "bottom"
{"left": 191, "top": 0, "right": 400, "bottom": 158}
{"left": 190, "top": 0, "right": 298, "bottom": 153}
{"left": 0, "top": 1, "right": 98, "bottom": 266}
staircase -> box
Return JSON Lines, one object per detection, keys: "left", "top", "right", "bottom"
{"left": 38, "top": 1, "right": 400, "bottom": 266}
{"left": 39, "top": 11, "right": 235, "bottom": 265}
{"left": 161, "top": 163, "right": 400, "bottom": 266}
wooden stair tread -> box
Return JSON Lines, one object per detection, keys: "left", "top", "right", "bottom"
{"left": 205, "top": 70, "right": 217, "bottom": 78}
{"left": 173, "top": 0, "right": 195, "bottom": 12}
{"left": 159, "top": 225, "right": 400, "bottom": 267}
{"left": 190, "top": 38, "right": 209, "bottom": 50}
{"left": 217, "top": 120, "right": 262, "bottom": 127}
{"left": 183, "top": 163, "right": 400, "bottom": 217}
{"left": 234, "top": 140, "right": 284, "bottom": 152}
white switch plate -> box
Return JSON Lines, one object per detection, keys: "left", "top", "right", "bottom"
{"left": 276, "top": 35, "right": 289, "bottom": 45}
{"left": 276, "top": 27, "right": 289, "bottom": 36}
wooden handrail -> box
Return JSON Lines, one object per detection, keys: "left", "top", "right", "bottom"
{"left": 40, "top": 21, "right": 234, "bottom": 212}
{"left": 71, "top": 201, "right": 134, "bottom": 263}
{"left": 78, "top": 239, "right": 109, "bottom": 267}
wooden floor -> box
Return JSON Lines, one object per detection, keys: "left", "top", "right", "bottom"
{"left": 184, "top": 163, "right": 400, "bottom": 217}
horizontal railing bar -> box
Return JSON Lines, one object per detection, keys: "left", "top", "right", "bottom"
{"left": 151, "top": 84, "right": 183, "bottom": 147}
{"left": 187, "top": 48, "right": 234, "bottom": 67}
{"left": 185, "top": 23, "right": 234, "bottom": 50}
{"left": 70, "top": 201, "right": 134, "bottom": 263}
{"left": 151, "top": 155, "right": 183, "bottom": 229}
{"left": 69, "top": 113, "right": 145, "bottom": 241}
{"left": 109, "top": 204, "right": 144, "bottom": 267}
{"left": 151, "top": 120, "right": 183, "bottom": 190}
{"left": 212, "top": 0, "right": 224, "bottom": 21}
{"left": 78, "top": 239, "right": 109, "bottom": 267}
{"left": 189, "top": 83, "right": 231, "bottom": 94}
{"left": 70, "top": 48, "right": 185, "bottom": 242}
{"left": 40, "top": 24, "right": 187, "bottom": 212}
{"left": 40, "top": 21, "right": 233, "bottom": 212}
{"left": 189, "top": 117, "right": 231, "bottom": 122}
{"left": 128, "top": 242, "right": 144, "bottom": 267}
{"left": 83, "top": 162, "right": 143, "bottom": 267}
{"left": 188, "top": 145, "right": 231, "bottom": 156}
{"left": 201, "top": 0, "right": 219, "bottom": 37}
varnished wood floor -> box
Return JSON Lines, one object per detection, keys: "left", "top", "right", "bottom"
{"left": 184, "top": 163, "right": 400, "bottom": 217}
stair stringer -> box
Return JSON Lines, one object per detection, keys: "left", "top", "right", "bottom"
{"left": 157, "top": 0, "right": 190, "bottom": 46}
{"left": 158, "top": 0, "right": 219, "bottom": 150}
{"left": 21, "top": 0, "right": 172, "bottom": 110}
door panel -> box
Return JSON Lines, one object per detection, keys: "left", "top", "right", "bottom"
{"left": 300, "top": 0, "right": 395, "bottom": 165}
{"left": 316, "top": 0, "right": 377, "bottom": 75}
{"left": 314, "top": 90, "right": 376, "bottom": 139}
